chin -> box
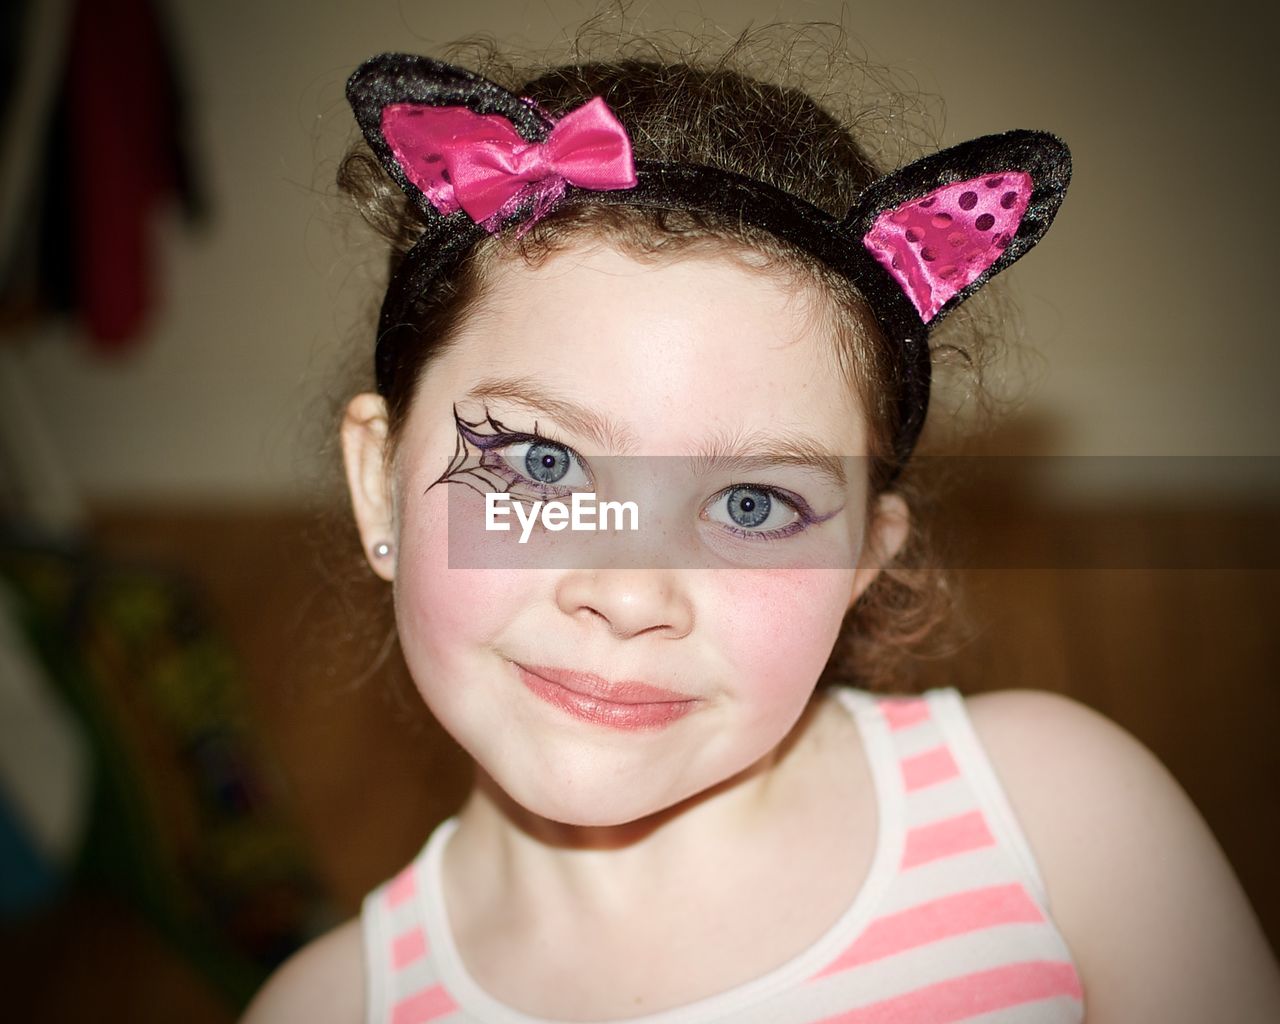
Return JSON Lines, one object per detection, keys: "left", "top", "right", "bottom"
{"left": 539, "top": 803, "right": 649, "bottom": 829}
{"left": 499, "top": 765, "right": 699, "bottom": 830}
{"left": 520, "top": 782, "right": 666, "bottom": 829}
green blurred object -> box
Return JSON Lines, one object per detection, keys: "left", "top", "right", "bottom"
{"left": 0, "top": 539, "right": 335, "bottom": 1004}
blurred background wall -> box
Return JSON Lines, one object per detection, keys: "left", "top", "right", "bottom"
{"left": 2, "top": 2, "right": 1277, "bottom": 1022}
{"left": 6, "top": 0, "right": 1279, "bottom": 504}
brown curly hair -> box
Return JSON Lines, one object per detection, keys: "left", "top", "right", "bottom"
{"left": 335, "top": 26, "right": 988, "bottom": 693}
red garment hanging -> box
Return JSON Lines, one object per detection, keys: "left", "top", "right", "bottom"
{"left": 64, "top": 0, "right": 179, "bottom": 349}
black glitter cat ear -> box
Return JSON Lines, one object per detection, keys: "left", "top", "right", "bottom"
{"left": 844, "top": 130, "right": 1071, "bottom": 332}
{"left": 347, "top": 54, "right": 637, "bottom": 233}
{"left": 840, "top": 131, "right": 1072, "bottom": 460}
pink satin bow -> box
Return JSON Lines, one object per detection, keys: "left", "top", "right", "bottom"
{"left": 381, "top": 96, "right": 638, "bottom": 229}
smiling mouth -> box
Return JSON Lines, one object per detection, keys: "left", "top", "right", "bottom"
{"left": 513, "top": 662, "right": 699, "bottom": 730}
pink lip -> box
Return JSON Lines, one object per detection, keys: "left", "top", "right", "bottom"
{"left": 515, "top": 663, "right": 699, "bottom": 730}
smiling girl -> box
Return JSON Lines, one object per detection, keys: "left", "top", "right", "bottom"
{"left": 243, "top": 35, "right": 1280, "bottom": 1024}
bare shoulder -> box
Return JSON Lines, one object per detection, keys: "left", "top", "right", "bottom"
{"left": 965, "top": 689, "right": 1280, "bottom": 1023}
{"left": 239, "top": 915, "right": 364, "bottom": 1024}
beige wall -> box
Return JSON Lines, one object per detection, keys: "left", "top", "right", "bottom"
{"left": 10, "top": 0, "right": 1279, "bottom": 502}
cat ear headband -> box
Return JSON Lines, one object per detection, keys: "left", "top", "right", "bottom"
{"left": 346, "top": 52, "right": 1072, "bottom": 477}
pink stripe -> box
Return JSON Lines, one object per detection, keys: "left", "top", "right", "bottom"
{"left": 387, "top": 865, "right": 417, "bottom": 908}
{"left": 815, "top": 960, "right": 1083, "bottom": 1024}
{"left": 902, "top": 809, "right": 994, "bottom": 868}
{"left": 814, "top": 883, "right": 1045, "bottom": 977}
{"left": 880, "top": 698, "right": 930, "bottom": 731}
{"left": 391, "top": 983, "right": 458, "bottom": 1024}
{"left": 392, "top": 927, "right": 428, "bottom": 969}
{"left": 900, "top": 744, "right": 959, "bottom": 791}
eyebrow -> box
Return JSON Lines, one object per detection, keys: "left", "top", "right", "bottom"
{"left": 465, "top": 377, "right": 640, "bottom": 453}
{"left": 693, "top": 430, "right": 849, "bottom": 490}
{"left": 463, "top": 377, "right": 849, "bottom": 489}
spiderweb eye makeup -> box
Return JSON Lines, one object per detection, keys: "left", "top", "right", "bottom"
{"left": 429, "top": 404, "right": 590, "bottom": 503}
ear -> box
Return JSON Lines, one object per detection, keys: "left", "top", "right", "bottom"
{"left": 341, "top": 393, "right": 396, "bottom": 581}
{"left": 849, "top": 492, "right": 911, "bottom": 610}
{"left": 346, "top": 53, "right": 552, "bottom": 222}
{"left": 845, "top": 130, "right": 1071, "bottom": 330}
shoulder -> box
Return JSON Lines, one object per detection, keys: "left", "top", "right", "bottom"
{"left": 239, "top": 915, "right": 364, "bottom": 1024}
{"left": 962, "top": 689, "right": 1280, "bottom": 1023}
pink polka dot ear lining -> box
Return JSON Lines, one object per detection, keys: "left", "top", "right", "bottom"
{"left": 864, "top": 171, "right": 1033, "bottom": 322}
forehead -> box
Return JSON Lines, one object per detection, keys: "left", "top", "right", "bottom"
{"left": 423, "top": 244, "right": 867, "bottom": 455}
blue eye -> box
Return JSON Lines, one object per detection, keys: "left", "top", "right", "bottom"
{"left": 525, "top": 440, "right": 572, "bottom": 484}
{"left": 489, "top": 437, "right": 590, "bottom": 494}
{"left": 704, "top": 484, "right": 810, "bottom": 540}
{"left": 726, "top": 486, "right": 770, "bottom": 528}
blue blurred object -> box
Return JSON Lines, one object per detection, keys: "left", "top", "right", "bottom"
{"left": 0, "top": 785, "right": 61, "bottom": 914}
{"left": 0, "top": 575, "right": 90, "bottom": 917}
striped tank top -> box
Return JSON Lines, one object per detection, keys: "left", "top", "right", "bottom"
{"left": 361, "top": 686, "right": 1085, "bottom": 1023}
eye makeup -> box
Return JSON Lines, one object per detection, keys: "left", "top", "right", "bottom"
{"left": 431, "top": 405, "right": 591, "bottom": 503}
{"left": 702, "top": 483, "right": 842, "bottom": 542}
{"left": 434, "top": 403, "right": 844, "bottom": 544}
{"left": 428, "top": 405, "right": 582, "bottom": 501}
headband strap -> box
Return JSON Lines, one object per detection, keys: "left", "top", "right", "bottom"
{"left": 347, "top": 53, "right": 1072, "bottom": 476}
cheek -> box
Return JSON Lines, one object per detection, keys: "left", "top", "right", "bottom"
{"left": 710, "top": 569, "right": 852, "bottom": 700}
{"left": 392, "top": 485, "right": 532, "bottom": 684}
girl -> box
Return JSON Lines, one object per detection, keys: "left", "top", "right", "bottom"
{"left": 244, "top": 37, "right": 1280, "bottom": 1024}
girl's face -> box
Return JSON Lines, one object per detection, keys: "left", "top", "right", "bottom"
{"left": 344, "top": 244, "right": 906, "bottom": 828}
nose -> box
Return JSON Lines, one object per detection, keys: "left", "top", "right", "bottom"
{"left": 555, "top": 569, "right": 694, "bottom": 640}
